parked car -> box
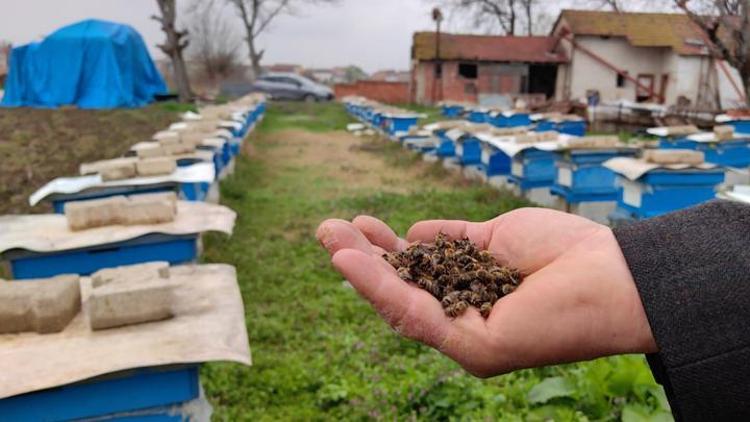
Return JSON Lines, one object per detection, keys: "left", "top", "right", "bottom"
{"left": 250, "top": 72, "right": 334, "bottom": 102}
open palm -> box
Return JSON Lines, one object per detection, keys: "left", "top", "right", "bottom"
{"left": 316, "top": 208, "right": 656, "bottom": 377}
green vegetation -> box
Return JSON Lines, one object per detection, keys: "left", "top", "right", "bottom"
{"left": 157, "top": 100, "right": 198, "bottom": 113}
{"left": 200, "top": 101, "right": 672, "bottom": 421}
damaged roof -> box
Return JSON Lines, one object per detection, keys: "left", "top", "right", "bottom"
{"left": 412, "top": 32, "right": 567, "bottom": 63}
{"left": 556, "top": 10, "right": 710, "bottom": 56}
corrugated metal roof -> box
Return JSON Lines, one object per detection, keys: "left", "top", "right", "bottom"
{"left": 412, "top": 32, "right": 568, "bottom": 63}
{"left": 557, "top": 10, "right": 709, "bottom": 55}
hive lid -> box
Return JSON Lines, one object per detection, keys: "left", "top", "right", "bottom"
{"left": 0, "top": 264, "right": 251, "bottom": 400}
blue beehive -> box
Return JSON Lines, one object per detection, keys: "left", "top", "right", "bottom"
{"left": 551, "top": 148, "right": 638, "bottom": 203}
{"left": 5, "top": 233, "right": 199, "bottom": 280}
{"left": 508, "top": 148, "right": 557, "bottom": 191}
{"left": 480, "top": 142, "right": 512, "bottom": 177}
{"left": 467, "top": 109, "right": 489, "bottom": 123}
{"left": 535, "top": 118, "right": 587, "bottom": 137}
{"left": 386, "top": 115, "right": 419, "bottom": 135}
{"left": 721, "top": 118, "right": 750, "bottom": 134}
{"left": 0, "top": 365, "right": 200, "bottom": 422}
{"left": 610, "top": 168, "right": 725, "bottom": 222}
{"left": 442, "top": 104, "right": 465, "bottom": 117}
{"left": 490, "top": 112, "right": 531, "bottom": 128}
{"left": 659, "top": 137, "right": 750, "bottom": 167}
{"left": 455, "top": 134, "right": 483, "bottom": 166}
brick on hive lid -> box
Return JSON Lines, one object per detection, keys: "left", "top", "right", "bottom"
{"left": 92, "top": 261, "right": 170, "bottom": 288}
{"left": 80, "top": 157, "right": 138, "bottom": 176}
{"left": 567, "top": 135, "right": 619, "bottom": 149}
{"left": 65, "top": 196, "right": 128, "bottom": 231}
{"left": 644, "top": 149, "right": 705, "bottom": 165}
{"left": 0, "top": 275, "right": 81, "bottom": 334}
{"left": 714, "top": 125, "right": 735, "bottom": 141}
{"left": 163, "top": 143, "right": 196, "bottom": 156}
{"left": 665, "top": 124, "right": 700, "bottom": 136}
{"left": 87, "top": 276, "right": 179, "bottom": 330}
{"left": 100, "top": 163, "right": 137, "bottom": 181}
{"left": 119, "top": 192, "right": 177, "bottom": 226}
{"left": 136, "top": 144, "right": 166, "bottom": 159}
{"left": 152, "top": 130, "right": 181, "bottom": 144}
{"left": 135, "top": 156, "right": 177, "bottom": 177}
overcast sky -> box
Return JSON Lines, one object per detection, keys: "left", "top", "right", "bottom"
{"left": 0, "top": 0, "right": 671, "bottom": 73}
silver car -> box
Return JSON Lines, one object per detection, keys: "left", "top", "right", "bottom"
{"left": 251, "top": 72, "right": 334, "bottom": 102}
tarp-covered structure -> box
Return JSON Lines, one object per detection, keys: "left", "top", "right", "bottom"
{"left": 1, "top": 19, "right": 167, "bottom": 109}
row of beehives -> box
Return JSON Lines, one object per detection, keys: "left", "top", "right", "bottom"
{"left": 344, "top": 98, "right": 750, "bottom": 226}
{"left": 0, "top": 94, "right": 266, "bottom": 421}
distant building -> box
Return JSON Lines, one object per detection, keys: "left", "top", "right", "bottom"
{"left": 410, "top": 32, "right": 566, "bottom": 106}
{"left": 551, "top": 10, "right": 744, "bottom": 109}
{"left": 307, "top": 67, "right": 349, "bottom": 85}
{"left": 409, "top": 11, "right": 746, "bottom": 109}
{"left": 264, "top": 63, "right": 304, "bottom": 74}
{"left": 370, "top": 69, "right": 410, "bottom": 83}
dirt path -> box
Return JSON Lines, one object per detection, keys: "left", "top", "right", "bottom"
{"left": 254, "top": 128, "right": 470, "bottom": 197}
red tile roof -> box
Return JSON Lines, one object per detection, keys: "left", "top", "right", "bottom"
{"left": 412, "top": 32, "right": 567, "bottom": 63}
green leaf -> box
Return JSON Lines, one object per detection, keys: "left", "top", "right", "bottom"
{"left": 621, "top": 404, "right": 674, "bottom": 422}
{"left": 527, "top": 377, "right": 575, "bottom": 404}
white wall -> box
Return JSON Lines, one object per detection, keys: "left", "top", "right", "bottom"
{"left": 567, "top": 36, "right": 669, "bottom": 103}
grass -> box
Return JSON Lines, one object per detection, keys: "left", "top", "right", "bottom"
{"left": 401, "top": 103, "right": 448, "bottom": 125}
{"left": 200, "top": 102, "right": 673, "bottom": 421}
{"left": 0, "top": 105, "right": 179, "bottom": 214}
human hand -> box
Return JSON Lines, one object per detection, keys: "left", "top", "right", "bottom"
{"left": 316, "top": 208, "right": 656, "bottom": 377}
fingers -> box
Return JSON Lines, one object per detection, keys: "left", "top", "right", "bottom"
{"left": 406, "top": 220, "right": 493, "bottom": 249}
{"left": 332, "top": 248, "right": 498, "bottom": 376}
{"left": 352, "top": 215, "right": 409, "bottom": 252}
{"left": 316, "top": 219, "right": 375, "bottom": 255}
{"left": 332, "top": 248, "right": 453, "bottom": 348}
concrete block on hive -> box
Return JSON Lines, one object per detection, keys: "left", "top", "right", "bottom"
{"left": 0, "top": 275, "right": 81, "bottom": 334}
{"left": 87, "top": 277, "right": 178, "bottom": 330}
{"left": 163, "top": 143, "right": 195, "bottom": 156}
{"left": 664, "top": 125, "right": 699, "bottom": 136}
{"left": 567, "top": 136, "right": 619, "bottom": 149}
{"left": 714, "top": 125, "right": 735, "bottom": 141}
{"left": 153, "top": 130, "right": 181, "bottom": 144}
{"left": 65, "top": 196, "right": 128, "bottom": 231}
{"left": 92, "top": 261, "right": 170, "bottom": 288}
{"left": 80, "top": 157, "right": 138, "bottom": 176}
{"left": 100, "top": 163, "right": 137, "bottom": 181}
{"left": 120, "top": 193, "right": 177, "bottom": 226}
{"left": 644, "top": 149, "right": 704, "bottom": 165}
{"left": 136, "top": 156, "right": 177, "bottom": 177}
{"left": 136, "top": 144, "right": 166, "bottom": 159}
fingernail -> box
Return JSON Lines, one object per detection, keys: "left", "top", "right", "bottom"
{"left": 316, "top": 223, "right": 338, "bottom": 251}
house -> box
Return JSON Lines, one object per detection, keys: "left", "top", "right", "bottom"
{"left": 410, "top": 32, "right": 567, "bottom": 105}
{"left": 370, "top": 69, "right": 410, "bottom": 83}
{"left": 307, "top": 67, "right": 350, "bottom": 85}
{"left": 551, "top": 9, "right": 744, "bottom": 109}
{"left": 264, "top": 63, "right": 304, "bottom": 74}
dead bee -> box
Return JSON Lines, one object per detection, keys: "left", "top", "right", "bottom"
{"left": 502, "top": 284, "right": 517, "bottom": 295}
{"left": 445, "top": 300, "right": 469, "bottom": 318}
{"left": 397, "top": 267, "right": 412, "bottom": 281}
{"left": 383, "top": 233, "right": 524, "bottom": 320}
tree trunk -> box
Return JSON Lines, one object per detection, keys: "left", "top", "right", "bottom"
{"left": 247, "top": 37, "right": 264, "bottom": 79}
{"left": 155, "top": 0, "right": 193, "bottom": 102}
{"left": 525, "top": 1, "right": 532, "bottom": 36}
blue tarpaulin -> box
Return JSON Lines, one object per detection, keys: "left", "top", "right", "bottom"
{"left": 1, "top": 19, "right": 167, "bottom": 109}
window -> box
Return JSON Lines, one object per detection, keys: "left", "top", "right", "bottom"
{"left": 435, "top": 63, "right": 443, "bottom": 79}
{"left": 616, "top": 72, "right": 628, "bottom": 88}
{"left": 458, "top": 63, "right": 478, "bottom": 79}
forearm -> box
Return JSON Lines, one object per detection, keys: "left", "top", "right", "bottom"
{"left": 614, "top": 200, "right": 750, "bottom": 421}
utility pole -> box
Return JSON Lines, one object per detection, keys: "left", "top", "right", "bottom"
{"left": 431, "top": 7, "right": 444, "bottom": 104}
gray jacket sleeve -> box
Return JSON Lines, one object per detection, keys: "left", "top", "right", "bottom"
{"left": 613, "top": 200, "right": 750, "bottom": 421}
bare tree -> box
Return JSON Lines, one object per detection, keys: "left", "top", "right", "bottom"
{"left": 677, "top": 0, "right": 750, "bottom": 105}
{"left": 442, "top": 0, "right": 518, "bottom": 35}
{"left": 594, "top": 0, "right": 622, "bottom": 11}
{"left": 188, "top": 1, "right": 242, "bottom": 83}
{"left": 154, "top": 0, "right": 193, "bottom": 102}
{"left": 226, "top": 0, "right": 337, "bottom": 78}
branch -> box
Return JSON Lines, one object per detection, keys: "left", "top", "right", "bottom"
{"left": 253, "top": 0, "right": 292, "bottom": 37}
{"left": 677, "top": 0, "right": 739, "bottom": 68}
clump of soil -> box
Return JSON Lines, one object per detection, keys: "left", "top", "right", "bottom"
{"left": 384, "top": 233, "right": 522, "bottom": 318}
